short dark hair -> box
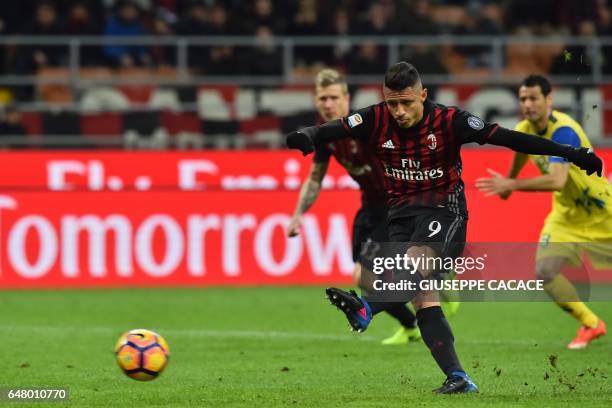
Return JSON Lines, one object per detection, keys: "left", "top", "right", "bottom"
{"left": 521, "top": 75, "right": 552, "bottom": 96}
{"left": 384, "top": 62, "right": 421, "bottom": 90}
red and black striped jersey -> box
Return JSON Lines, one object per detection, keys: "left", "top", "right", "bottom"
{"left": 314, "top": 136, "right": 388, "bottom": 208}
{"left": 339, "top": 100, "right": 499, "bottom": 219}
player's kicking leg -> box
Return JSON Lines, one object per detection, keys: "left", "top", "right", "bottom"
{"left": 328, "top": 209, "right": 478, "bottom": 393}
{"left": 326, "top": 268, "right": 477, "bottom": 393}
{"left": 354, "top": 262, "right": 421, "bottom": 343}
{"left": 325, "top": 287, "right": 372, "bottom": 332}
{"left": 325, "top": 288, "right": 422, "bottom": 338}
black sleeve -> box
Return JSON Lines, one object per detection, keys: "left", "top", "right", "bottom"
{"left": 286, "top": 105, "right": 377, "bottom": 156}
{"left": 487, "top": 127, "right": 602, "bottom": 176}
{"left": 451, "top": 109, "right": 500, "bottom": 145}
{"left": 313, "top": 105, "right": 377, "bottom": 145}
{"left": 338, "top": 105, "right": 377, "bottom": 143}
{"left": 452, "top": 108, "right": 582, "bottom": 157}
{"left": 486, "top": 126, "right": 577, "bottom": 157}
{"left": 313, "top": 142, "right": 332, "bottom": 163}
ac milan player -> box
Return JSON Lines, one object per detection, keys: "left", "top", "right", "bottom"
{"left": 287, "top": 68, "right": 421, "bottom": 345}
{"left": 286, "top": 62, "right": 602, "bottom": 394}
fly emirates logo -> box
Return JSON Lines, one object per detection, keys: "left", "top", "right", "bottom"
{"left": 384, "top": 158, "right": 444, "bottom": 182}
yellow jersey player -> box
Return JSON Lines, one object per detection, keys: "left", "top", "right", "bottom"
{"left": 476, "top": 75, "right": 610, "bottom": 349}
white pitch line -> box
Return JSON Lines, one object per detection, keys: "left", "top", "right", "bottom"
{"left": 0, "top": 324, "right": 570, "bottom": 346}
{"left": 0, "top": 324, "right": 376, "bottom": 342}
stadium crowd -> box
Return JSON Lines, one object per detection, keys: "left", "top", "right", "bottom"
{"left": 1, "top": 0, "right": 611, "bottom": 146}
{"left": 0, "top": 0, "right": 610, "bottom": 78}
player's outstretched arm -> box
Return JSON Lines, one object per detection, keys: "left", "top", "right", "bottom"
{"left": 286, "top": 120, "right": 351, "bottom": 156}
{"left": 498, "top": 152, "right": 527, "bottom": 198}
{"left": 483, "top": 153, "right": 529, "bottom": 200}
{"left": 507, "top": 152, "right": 529, "bottom": 179}
{"left": 476, "top": 163, "right": 569, "bottom": 196}
{"left": 287, "top": 160, "right": 329, "bottom": 237}
{"left": 487, "top": 127, "right": 603, "bottom": 177}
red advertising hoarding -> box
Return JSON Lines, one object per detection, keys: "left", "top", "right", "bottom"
{"left": 0, "top": 149, "right": 610, "bottom": 288}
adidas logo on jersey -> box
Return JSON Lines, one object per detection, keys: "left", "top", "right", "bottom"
{"left": 382, "top": 140, "right": 395, "bottom": 149}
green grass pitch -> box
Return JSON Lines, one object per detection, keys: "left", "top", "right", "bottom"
{"left": 0, "top": 287, "right": 610, "bottom": 407}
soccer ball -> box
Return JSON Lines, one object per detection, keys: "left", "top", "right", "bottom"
{"left": 115, "top": 329, "right": 169, "bottom": 381}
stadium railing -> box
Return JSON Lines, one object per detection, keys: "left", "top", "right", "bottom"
{"left": 0, "top": 35, "right": 609, "bottom": 85}
{"left": 1, "top": 35, "right": 612, "bottom": 148}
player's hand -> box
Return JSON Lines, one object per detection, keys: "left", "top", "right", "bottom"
{"left": 565, "top": 147, "right": 603, "bottom": 176}
{"left": 475, "top": 168, "right": 515, "bottom": 197}
{"left": 287, "top": 215, "right": 302, "bottom": 237}
{"left": 286, "top": 126, "right": 318, "bottom": 156}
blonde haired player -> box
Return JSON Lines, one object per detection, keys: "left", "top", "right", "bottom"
{"left": 287, "top": 68, "right": 423, "bottom": 345}
{"left": 476, "top": 75, "right": 610, "bottom": 349}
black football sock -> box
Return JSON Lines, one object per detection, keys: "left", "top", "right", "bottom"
{"left": 366, "top": 301, "right": 415, "bottom": 328}
{"left": 362, "top": 271, "right": 424, "bottom": 311}
{"left": 366, "top": 301, "right": 389, "bottom": 315}
{"left": 384, "top": 303, "right": 417, "bottom": 328}
{"left": 417, "top": 306, "right": 463, "bottom": 376}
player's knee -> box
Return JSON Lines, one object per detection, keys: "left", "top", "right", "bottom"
{"left": 411, "top": 297, "right": 425, "bottom": 311}
{"left": 411, "top": 291, "right": 439, "bottom": 311}
{"left": 535, "top": 261, "right": 560, "bottom": 283}
{"left": 406, "top": 245, "right": 436, "bottom": 278}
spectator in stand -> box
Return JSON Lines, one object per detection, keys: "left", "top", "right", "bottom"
{"left": 397, "top": 0, "right": 440, "bottom": 35}
{"left": 598, "top": 0, "right": 612, "bottom": 74}
{"left": 66, "top": 2, "right": 104, "bottom": 66}
{"left": 505, "top": 0, "right": 555, "bottom": 33}
{"left": 357, "top": 2, "right": 397, "bottom": 36}
{"left": 242, "top": 0, "right": 286, "bottom": 35}
{"left": 0, "top": 10, "right": 6, "bottom": 75}
{"left": 0, "top": 1, "right": 29, "bottom": 35}
{"left": 556, "top": 0, "right": 600, "bottom": 34}
{"left": 244, "top": 25, "right": 282, "bottom": 75}
{"left": 347, "top": 41, "right": 387, "bottom": 75}
{"left": 595, "top": 0, "right": 611, "bottom": 33}
{"left": 67, "top": 2, "right": 102, "bottom": 36}
{"left": 353, "top": 2, "right": 395, "bottom": 70}
{"left": 16, "top": 1, "right": 66, "bottom": 74}
{"left": 151, "top": 12, "right": 176, "bottom": 66}
{"left": 0, "top": 105, "right": 27, "bottom": 136}
{"left": 550, "top": 20, "right": 598, "bottom": 76}
{"left": 103, "top": 0, "right": 152, "bottom": 11}
{"left": 401, "top": 43, "right": 448, "bottom": 96}
{"left": 176, "top": 0, "right": 209, "bottom": 35}
{"left": 157, "top": 0, "right": 178, "bottom": 17}
{"left": 330, "top": 7, "right": 352, "bottom": 68}
{"left": 205, "top": 3, "right": 243, "bottom": 74}
{"left": 452, "top": 4, "right": 502, "bottom": 67}
{"left": 207, "top": 3, "right": 234, "bottom": 35}
{"left": 401, "top": 44, "right": 448, "bottom": 77}
{"left": 103, "top": 0, "right": 152, "bottom": 68}
{"left": 175, "top": 0, "right": 210, "bottom": 69}
{"left": 289, "top": 0, "right": 322, "bottom": 37}
{"left": 289, "top": 0, "right": 331, "bottom": 66}
{"left": 205, "top": 45, "right": 240, "bottom": 74}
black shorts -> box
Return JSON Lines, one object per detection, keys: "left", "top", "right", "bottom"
{"left": 388, "top": 207, "right": 467, "bottom": 260}
{"left": 352, "top": 206, "right": 388, "bottom": 262}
